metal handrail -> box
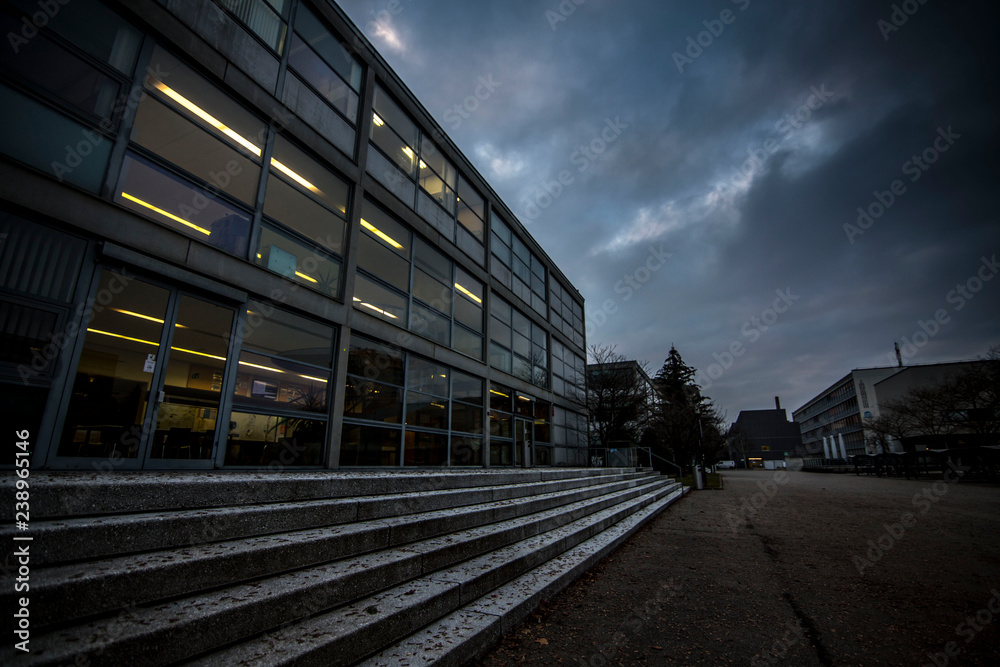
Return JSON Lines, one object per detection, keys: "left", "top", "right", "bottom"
{"left": 636, "top": 446, "right": 683, "bottom": 480}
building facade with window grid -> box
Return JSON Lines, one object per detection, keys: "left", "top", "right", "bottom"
{"left": 0, "top": 0, "right": 588, "bottom": 470}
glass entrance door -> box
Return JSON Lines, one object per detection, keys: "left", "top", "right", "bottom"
{"left": 56, "top": 269, "right": 237, "bottom": 469}
{"left": 515, "top": 418, "right": 533, "bottom": 468}
{"left": 145, "top": 295, "right": 234, "bottom": 467}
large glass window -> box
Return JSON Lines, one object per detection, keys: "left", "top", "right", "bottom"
{"left": 225, "top": 304, "right": 334, "bottom": 467}
{"left": 491, "top": 217, "right": 547, "bottom": 314}
{"left": 371, "top": 86, "right": 417, "bottom": 176}
{"left": 552, "top": 339, "right": 586, "bottom": 401}
{"left": 216, "top": 0, "right": 288, "bottom": 52}
{"left": 117, "top": 46, "right": 267, "bottom": 255}
{"left": 490, "top": 296, "right": 547, "bottom": 388}
{"left": 0, "top": 1, "right": 139, "bottom": 192}
{"left": 456, "top": 176, "right": 485, "bottom": 242}
{"left": 289, "top": 3, "right": 362, "bottom": 122}
{"left": 255, "top": 224, "right": 341, "bottom": 296}
{"left": 257, "top": 134, "right": 349, "bottom": 296}
{"left": 550, "top": 280, "right": 585, "bottom": 350}
{"left": 354, "top": 200, "right": 484, "bottom": 360}
{"left": 117, "top": 153, "right": 252, "bottom": 256}
{"left": 341, "top": 336, "right": 484, "bottom": 467}
{"left": 369, "top": 84, "right": 485, "bottom": 243}
{"left": 57, "top": 273, "right": 171, "bottom": 459}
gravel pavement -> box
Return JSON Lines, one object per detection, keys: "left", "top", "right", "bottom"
{"left": 476, "top": 470, "right": 1000, "bottom": 666}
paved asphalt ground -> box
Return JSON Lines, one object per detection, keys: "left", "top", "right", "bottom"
{"left": 476, "top": 470, "right": 1000, "bottom": 666}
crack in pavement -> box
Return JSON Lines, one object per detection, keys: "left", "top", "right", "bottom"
{"left": 756, "top": 532, "right": 834, "bottom": 667}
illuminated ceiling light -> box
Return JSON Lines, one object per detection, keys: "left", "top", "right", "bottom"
{"left": 517, "top": 395, "right": 531, "bottom": 402}
{"left": 419, "top": 160, "right": 426, "bottom": 169}
{"left": 356, "top": 301, "right": 398, "bottom": 319}
{"left": 121, "top": 192, "right": 212, "bottom": 236}
{"left": 295, "top": 271, "right": 318, "bottom": 284}
{"left": 239, "top": 360, "right": 285, "bottom": 373}
{"left": 111, "top": 308, "right": 164, "bottom": 324}
{"left": 256, "top": 253, "right": 262, "bottom": 259}
{"left": 299, "top": 374, "right": 329, "bottom": 383}
{"left": 402, "top": 146, "right": 414, "bottom": 159}
{"left": 360, "top": 218, "right": 404, "bottom": 249}
{"left": 87, "top": 329, "right": 158, "bottom": 347}
{"left": 454, "top": 283, "right": 482, "bottom": 304}
{"left": 489, "top": 389, "right": 509, "bottom": 398}
{"left": 372, "top": 113, "right": 385, "bottom": 126}
{"left": 270, "top": 158, "right": 320, "bottom": 193}
{"left": 171, "top": 347, "right": 226, "bottom": 361}
{"left": 152, "top": 80, "right": 262, "bottom": 156}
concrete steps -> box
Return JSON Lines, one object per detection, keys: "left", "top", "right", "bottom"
{"left": 0, "top": 468, "right": 687, "bottom": 666}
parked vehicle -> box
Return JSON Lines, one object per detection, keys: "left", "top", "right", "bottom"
{"left": 716, "top": 460, "right": 736, "bottom": 469}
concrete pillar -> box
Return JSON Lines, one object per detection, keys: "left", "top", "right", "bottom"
{"left": 822, "top": 437, "right": 830, "bottom": 459}
{"left": 838, "top": 433, "right": 848, "bottom": 459}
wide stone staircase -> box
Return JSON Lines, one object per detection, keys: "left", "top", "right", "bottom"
{"left": 1, "top": 467, "right": 686, "bottom": 666}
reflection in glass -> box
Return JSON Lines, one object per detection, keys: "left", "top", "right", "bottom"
{"left": 240, "top": 301, "right": 333, "bottom": 366}
{"left": 347, "top": 336, "right": 404, "bottom": 386}
{"left": 217, "top": 0, "right": 287, "bottom": 52}
{"left": 353, "top": 275, "right": 406, "bottom": 323}
{"left": 293, "top": 5, "right": 363, "bottom": 91}
{"left": 405, "top": 391, "right": 447, "bottom": 430}
{"left": 224, "top": 411, "right": 324, "bottom": 466}
{"left": 7, "top": 0, "right": 141, "bottom": 73}
{"left": 404, "top": 430, "right": 446, "bottom": 466}
{"left": 451, "top": 436, "right": 482, "bottom": 466}
{"left": 256, "top": 224, "right": 342, "bottom": 296}
{"left": 58, "top": 272, "right": 170, "bottom": 458}
{"left": 343, "top": 378, "right": 401, "bottom": 424}
{"left": 340, "top": 424, "right": 399, "bottom": 466}
{"left": 287, "top": 33, "right": 359, "bottom": 120}
{"left": 0, "top": 13, "right": 121, "bottom": 122}
{"left": 232, "top": 350, "right": 328, "bottom": 413}
{"left": 0, "top": 83, "right": 112, "bottom": 193}
{"left": 264, "top": 175, "right": 346, "bottom": 253}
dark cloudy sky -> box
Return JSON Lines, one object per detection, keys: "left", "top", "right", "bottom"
{"left": 335, "top": 0, "right": 1000, "bottom": 421}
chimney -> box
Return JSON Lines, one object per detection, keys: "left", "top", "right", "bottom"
{"left": 775, "top": 396, "right": 781, "bottom": 410}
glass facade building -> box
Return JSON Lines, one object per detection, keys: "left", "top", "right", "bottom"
{"left": 0, "top": 0, "right": 588, "bottom": 470}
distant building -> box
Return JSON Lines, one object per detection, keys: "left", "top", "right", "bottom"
{"left": 873, "top": 360, "right": 997, "bottom": 451}
{"left": 793, "top": 367, "right": 904, "bottom": 459}
{"left": 586, "top": 360, "right": 659, "bottom": 451}
{"left": 728, "top": 398, "right": 802, "bottom": 467}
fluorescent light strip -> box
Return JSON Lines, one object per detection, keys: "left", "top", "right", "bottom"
{"left": 171, "top": 347, "right": 226, "bottom": 361}
{"left": 353, "top": 297, "right": 398, "bottom": 319}
{"left": 270, "top": 158, "right": 320, "bottom": 193}
{"left": 239, "top": 360, "right": 285, "bottom": 373}
{"left": 372, "top": 113, "right": 385, "bottom": 126}
{"left": 87, "top": 329, "right": 159, "bottom": 347}
{"left": 111, "top": 308, "right": 164, "bottom": 324}
{"left": 152, "top": 81, "right": 262, "bottom": 157}
{"left": 299, "top": 374, "right": 329, "bottom": 384}
{"left": 454, "top": 283, "right": 482, "bottom": 304}
{"left": 489, "top": 389, "right": 509, "bottom": 398}
{"left": 360, "top": 219, "right": 404, "bottom": 249}
{"left": 122, "top": 193, "right": 212, "bottom": 236}
{"left": 294, "top": 271, "right": 318, "bottom": 284}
